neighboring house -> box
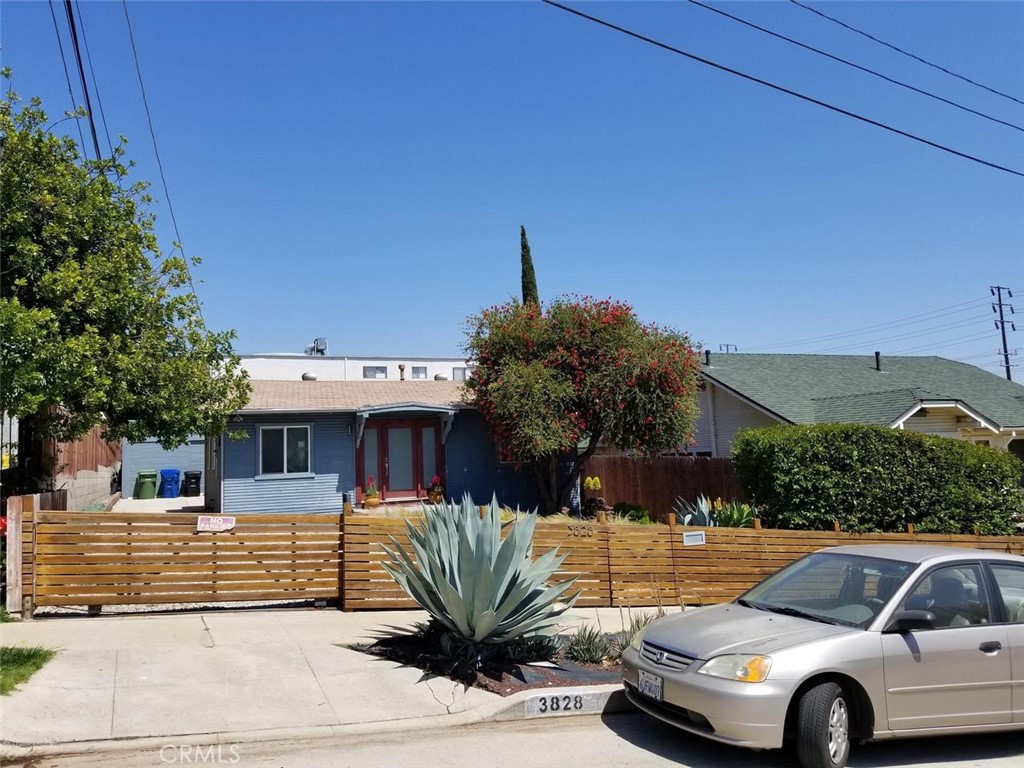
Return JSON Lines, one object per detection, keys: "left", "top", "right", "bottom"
{"left": 207, "top": 379, "right": 545, "bottom": 514}
{"left": 688, "top": 353, "right": 1024, "bottom": 461}
{"left": 241, "top": 353, "right": 473, "bottom": 382}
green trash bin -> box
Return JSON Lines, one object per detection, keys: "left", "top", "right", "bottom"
{"left": 137, "top": 470, "right": 158, "bottom": 500}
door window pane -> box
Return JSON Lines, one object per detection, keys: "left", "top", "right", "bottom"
{"left": 388, "top": 427, "right": 413, "bottom": 489}
{"left": 903, "top": 565, "right": 990, "bottom": 627}
{"left": 363, "top": 428, "right": 378, "bottom": 491}
{"left": 286, "top": 427, "right": 310, "bottom": 473}
{"left": 990, "top": 565, "right": 1024, "bottom": 623}
{"left": 261, "top": 428, "right": 284, "bottom": 474}
{"left": 421, "top": 427, "right": 436, "bottom": 487}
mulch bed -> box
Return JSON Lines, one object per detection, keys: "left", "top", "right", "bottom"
{"left": 348, "top": 628, "right": 623, "bottom": 697}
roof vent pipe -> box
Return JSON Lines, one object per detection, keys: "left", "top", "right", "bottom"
{"left": 874, "top": 351, "right": 881, "bottom": 371}
{"left": 704, "top": 350, "right": 711, "bottom": 366}
{"left": 399, "top": 364, "right": 406, "bottom": 381}
{"left": 301, "top": 372, "right": 317, "bottom": 381}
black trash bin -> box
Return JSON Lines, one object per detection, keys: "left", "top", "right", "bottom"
{"left": 183, "top": 470, "right": 202, "bottom": 497}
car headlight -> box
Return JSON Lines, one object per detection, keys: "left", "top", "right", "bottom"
{"left": 697, "top": 654, "right": 772, "bottom": 683}
{"left": 629, "top": 624, "right": 650, "bottom": 651}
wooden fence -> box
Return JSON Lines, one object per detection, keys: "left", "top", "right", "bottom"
{"left": 584, "top": 455, "right": 743, "bottom": 520}
{"left": 5, "top": 496, "right": 340, "bottom": 612}
{"left": 6, "top": 498, "right": 1023, "bottom": 616}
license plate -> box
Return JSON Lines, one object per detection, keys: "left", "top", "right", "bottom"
{"left": 638, "top": 669, "right": 663, "bottom": 702}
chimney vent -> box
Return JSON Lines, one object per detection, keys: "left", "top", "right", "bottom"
{"left": 874, "top": 351, "right": 881, "bottom": 371}
{"left": 704, "top": 350, "right": 711, "bottom": 366}
{"left": 399, "top": 363, "right": 406, "bottom": 381}
{"left": 434, "top": 373, "right": 449, "bottom": 381}
{"left": 301, "top": 372, "right": 317, "bottom": 381}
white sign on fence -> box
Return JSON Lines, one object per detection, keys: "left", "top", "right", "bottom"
{"left": 197, "top": 515, "right": 236, "bottom": 533}
{"left": 682, "top": 530, "right": 706, "bottom": 547}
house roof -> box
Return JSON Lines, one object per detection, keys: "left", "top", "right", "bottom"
{"left": 700, "top": 354, "right": 1024, "bottom": 429}
{"left": 240, "top": 380, "right": 469, "bottom": 413}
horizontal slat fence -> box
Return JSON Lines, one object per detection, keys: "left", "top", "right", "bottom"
{"left": 29, "top": 511, "right": 341, "bottom": 607}
{"left": 7, "top": 494, "right": 1023, "bottom": 616}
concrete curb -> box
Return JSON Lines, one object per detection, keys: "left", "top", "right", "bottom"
{"left": 0, "top": 683, "right": 635, "bottom": 759}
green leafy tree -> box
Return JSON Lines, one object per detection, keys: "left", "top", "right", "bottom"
{"left": 0, "top": 82, "right": 249, "bottom": 486}
{"left": 465, "top": 296, "right": 701, "bottom": 514}
{"left": 520, "top": 225, "right": 539, "bottom": 306}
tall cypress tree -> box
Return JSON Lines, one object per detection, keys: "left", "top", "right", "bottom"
{"left": 520, "top": 225, "right": 539, "bottom": 305}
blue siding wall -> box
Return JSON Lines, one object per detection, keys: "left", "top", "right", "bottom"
{"left": 445, "top": 410, "right": 544, "bottom": 511}
{"left": 122, "top": 437, "right": 205, "bottom": 498}
{"left": 223, "top": 414, "right": 355, "bottom": 513}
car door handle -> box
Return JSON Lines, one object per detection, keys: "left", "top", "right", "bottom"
{"left": 979, "top": 641, "right": 1002, "bottom": 653}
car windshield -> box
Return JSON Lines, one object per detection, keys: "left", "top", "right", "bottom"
{"left": 737, "top": 552, "right": 915, "bottom": 628}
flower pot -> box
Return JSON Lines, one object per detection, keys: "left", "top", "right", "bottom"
{"left": 364, "top": 496, "right": 380, "bottom": 509}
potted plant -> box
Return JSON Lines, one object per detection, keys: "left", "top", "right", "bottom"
{"left": 427, "top": 474, "right": 444, "bottom": 505}
{"left": 364, "top": 475, "right": 380, "bottom": 508}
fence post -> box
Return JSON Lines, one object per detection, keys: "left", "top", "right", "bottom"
{"left": 906, "top": 523, "right": 915, "bottom": 535}
{"left": 752, "top": 517, "right": 762, "bottom": 530}
{"left": 5, "top": 496, "right": 23, "bottom": 616}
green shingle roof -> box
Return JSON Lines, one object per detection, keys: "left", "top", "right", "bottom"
{"left": 700, "top": 354, "right": 1024, "bottom": 429}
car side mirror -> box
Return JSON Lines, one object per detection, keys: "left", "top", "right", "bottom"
{"left": 883, "top": 610, "right": 936, "bottom": 633}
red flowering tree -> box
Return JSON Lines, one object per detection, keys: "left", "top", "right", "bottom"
{"left": 464, "top": 296, "right": 701, "bottom": 515}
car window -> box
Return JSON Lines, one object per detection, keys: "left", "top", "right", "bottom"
{"left": 989, "top": 564, "right": 1024, "bottom": 623}
{"left": 741, "top": 553, "right": 913, "bottom": 627}
{"left": 902, "top": 564, "right": 991, "bottom": 628}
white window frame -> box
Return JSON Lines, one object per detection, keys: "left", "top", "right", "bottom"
{"left": 363, "top": 366, "right": 388, "bottom": 379}
{"left": 259, "top": 424, "right": 312, "bottom": 477}
{"left": 411, "top": 366, "right": 428, "bottom": 379}
{"left": 452, "top": 367, "right": 468, "bottom": 381}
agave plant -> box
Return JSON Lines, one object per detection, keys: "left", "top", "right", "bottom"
{"left": 381, "top": 493, "right": 580, "bottom": 667}
{"left": 674, "top": 494, "right": 716, "bottom": 527}
{"left": 715, "top": 501, "right": 755, "bottom": 528}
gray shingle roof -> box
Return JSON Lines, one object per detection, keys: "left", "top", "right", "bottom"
{"left": 701, "top": 354, "right": 1024, "bottom": 429}
{"left": 240, "top": 380, "right": 469, "bottom": 413}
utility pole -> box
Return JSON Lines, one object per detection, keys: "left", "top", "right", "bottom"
{"left": 991, "top": 285, "right": 1017, "bottom": 381}
{"left": 719, "top": 344, "right": 738, "bottom": 353}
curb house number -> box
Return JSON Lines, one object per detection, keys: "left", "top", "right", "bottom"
{"left": 536, "top": 694, "right": 585, "bottom": 714}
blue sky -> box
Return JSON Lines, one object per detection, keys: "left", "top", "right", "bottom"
{"left": 4, "top": 1, "right": 1022, "bottom": 376}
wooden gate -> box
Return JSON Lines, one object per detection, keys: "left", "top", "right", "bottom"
{"left": 13, "top": 502, "right": 341, "bottom": 610}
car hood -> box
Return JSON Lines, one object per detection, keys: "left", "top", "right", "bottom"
{"left": 641, "top": 603, "right": 854, "bottom": 659}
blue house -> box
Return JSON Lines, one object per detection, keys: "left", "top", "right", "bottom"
{"left": 208, "top": 379, "right": 546, "bottom": 514}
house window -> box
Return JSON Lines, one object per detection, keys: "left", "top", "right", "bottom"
{"left": 411, "top": 366, "right": 427, "bottom": 379}
{"left": 452, "top": 367, "right": 468, "bottom": 381}
{"left": 363, "top": 366, "right": 387, "bottom": 379}
{"left": 260, "top": 426, "right": 310, "bottom": 475}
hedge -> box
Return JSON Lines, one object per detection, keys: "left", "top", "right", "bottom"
{"left": 731, "top": 424, "right": 1024, "bottom": 534}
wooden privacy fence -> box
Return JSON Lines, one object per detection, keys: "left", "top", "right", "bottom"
{"left": 6, "top": 497, "right": 1023, "bottom": 616}
{"left": 5, "top": 495, "right": 340, "bottom": 613}
{"left": 584, "top": 456, "right": 743, "bottom": 519}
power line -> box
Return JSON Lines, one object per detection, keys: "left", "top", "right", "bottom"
{"left": 73, "top": 0, "right": 113, "bottom": 158}
{"left": 686, "top": 0, "right": 1024, "bottom": 134}
{"left": 62, "top": 0, "right": 102, "bottom": 161}
{"left": 788, "top": 0, "right": 1024, "bottom": 108}
{"left": 813, "top": 317, "right": 990, "bottom": 354}
{"left": 540, "top": 1, "right": 1024, "bottom": 178}
{"left": 746, "top": 297, "right": 990, "bottom": 350}
{"left": 47, "top": 0, "right": 87, "bottom": 153}
{"left": 121, "top": 0, "right": 202, "bottom": 314}
{"left": 889, "top": 329, "right": 997, "bottom": 355}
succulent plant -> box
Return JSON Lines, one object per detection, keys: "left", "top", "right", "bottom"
{"left": 565, "top": 624, "right": 611, "bottom": 664}
{"left": 674, "top": 494, "right": 716, "bottom": 527}
{"left": 381, "top": 493, "right": 580, "bottom": 668}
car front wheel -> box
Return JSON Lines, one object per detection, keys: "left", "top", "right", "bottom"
{"left": 796, "top": 681, "right": 851, "bottom": 768}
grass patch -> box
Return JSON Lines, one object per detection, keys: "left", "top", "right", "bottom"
{"left": 0, "top": 606, "right": 11, "bottom": 623}
{"left": 1, "top": 646, "right": 56, "bottom": 694}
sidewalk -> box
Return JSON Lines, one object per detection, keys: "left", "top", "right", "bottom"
{"left": 0, "top": 606, "right": 664, "bottom": 755}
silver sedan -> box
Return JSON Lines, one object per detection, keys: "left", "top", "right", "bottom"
{"left": 621, "top": 544, "right": 1024, "bottom": 768}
